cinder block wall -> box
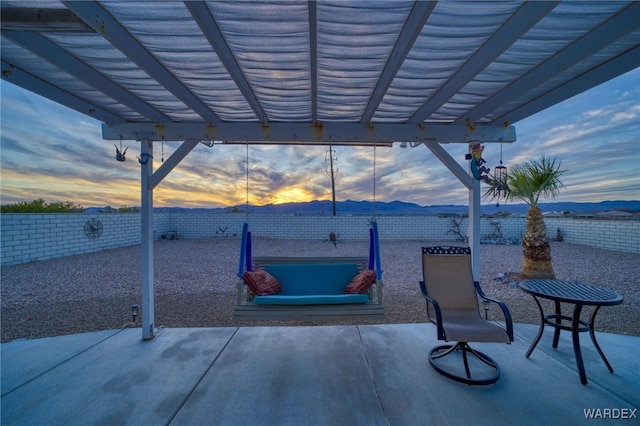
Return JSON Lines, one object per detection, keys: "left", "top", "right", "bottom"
{"left": 1, "top": 213, "right": 161, "bottom": 266}
{"left": 545, "top": 217, "right": 638, "bottom": 253}
{"left": 169, "top": 214, "right": 526, "bottom": 241}
{"left": 1, "top": 213, "right": 638, "bottom": 266}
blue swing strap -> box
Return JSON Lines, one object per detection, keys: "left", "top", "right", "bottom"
{"left": 241, "top": 221, "right": 379, "bottom": 278}
{"left": 368, "top": 228, "right": 375, "bottom": 270}
{"left": 246, "top": 231, "right": 252, "bottom": 272}
{"left": 368, "top": 220, "right": 383, "bottom": 280}
{"left": 237, "top": 223, "right": 250, "bottom": 278}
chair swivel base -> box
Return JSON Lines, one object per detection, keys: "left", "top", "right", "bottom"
{"left": 429, "top": 342, "right": 501, "bottom": 385}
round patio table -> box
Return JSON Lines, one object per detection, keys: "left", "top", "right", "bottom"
{"left": 518, "top": 279, "right": 623, "bottom": 385}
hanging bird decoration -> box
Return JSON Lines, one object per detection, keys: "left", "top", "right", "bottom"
{"left": 115, "top": 136, "right": 129, "bottom": 162}
{"left": 114, "top": 144, "right": 129, "bottom": 162}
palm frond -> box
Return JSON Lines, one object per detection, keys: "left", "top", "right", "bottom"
{"left": 483, "top": 155, "right": 566, "bottom": 206}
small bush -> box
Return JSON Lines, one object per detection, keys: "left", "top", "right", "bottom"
{"left": 0, "top": 198, "right": 84, "bottom": 213}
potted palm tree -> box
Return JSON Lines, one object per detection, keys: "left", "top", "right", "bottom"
{"left": 485, "top": 155, "right": 566, "bottom": 279}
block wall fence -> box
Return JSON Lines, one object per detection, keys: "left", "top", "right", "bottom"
{"left": 1, "top": 213, "right": 638, "bottom": 266}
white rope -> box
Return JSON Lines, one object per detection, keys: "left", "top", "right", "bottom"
{"left": 372, "top": 144, "right": 377, "bottom": 218}
{"left": 245, "top": 141, "right": 249, "bottom": 223}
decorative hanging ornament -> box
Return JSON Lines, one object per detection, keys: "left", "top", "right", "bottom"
{"left": 137, "top": 152, "right": 153, "bottom": 165}
{"left": 114, "top": 136, "right": 129, "bottom": 162}
{"left": 467, "top": 142, "right": 491, "bottom": 184}
{"left": 494, "top": 143, "right": 509, "bottom": 207}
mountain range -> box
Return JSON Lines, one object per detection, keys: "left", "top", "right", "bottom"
{"left": 105, "top": 199, "right": 640, "bottom": 216}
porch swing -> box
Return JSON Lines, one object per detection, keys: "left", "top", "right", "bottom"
{"left": 233, "top": 144, "right": 385, "bottom": 321}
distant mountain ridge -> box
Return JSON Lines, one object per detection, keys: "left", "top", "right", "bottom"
{"left": 87, "top": 200, "right": 640, "bottom": 216}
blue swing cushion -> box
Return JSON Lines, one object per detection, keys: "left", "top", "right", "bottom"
{"left": 251, "top": 263, "right": 370, "bottom": 305}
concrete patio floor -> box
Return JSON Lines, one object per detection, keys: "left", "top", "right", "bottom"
{"left": 1, "top": 323, "right": 638, "bottom": 426}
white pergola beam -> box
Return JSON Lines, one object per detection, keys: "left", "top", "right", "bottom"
{"left": 424, "top": 142, "right": 474, "bottom": 189}
{"left": 149, "top": 139, "right": 200, "bottom": 189}
{"left": 308, "top": 1, "right": 318, "bottom": 123}
{"left": 1, "top": 6, "right": 93, "bottom": 32}
{"left": 186, "top": 1, "right": 268, "bottom": 124}
{"left": 3, "top": 31, "right": 171, "bottom": 122}
{"left": 494, "top": 44, "right": 640, "bottom": 125}
{"left": 140, "top": 140, "right": 155, "bottom": 340}
{"left": 459, "top": 0, "right": 640, "bottom": 126}
{"left": 360, "top": 1, "right": 436, "bottom": 124}
{"left": 468, "top": 179, "right": 481, "bottom": 280}
{"left": 1, "top": 60, "right": 122, "bottom": 123}
{"left": 421, "top": 142, "right": 481, "bottom": 278}
{"left": 103, "top": 122, "right": 516, "bottom": 144}
{"left": 63, "top": 1, "right": 220, "bottom": 123}
{"left": 409, "top": 1, "right": 558, "bottom": 124}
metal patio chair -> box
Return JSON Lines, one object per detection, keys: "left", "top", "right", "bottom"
{"left": 420, "top": 246, "right": 513, "bottom": 385}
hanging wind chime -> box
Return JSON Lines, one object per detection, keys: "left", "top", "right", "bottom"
{"left": 494, "top": 143, "right": 508, "bottom": 207}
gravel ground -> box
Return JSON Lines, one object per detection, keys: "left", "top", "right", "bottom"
{"left": 2, "top": 238, "right": 639, "bottom": 342}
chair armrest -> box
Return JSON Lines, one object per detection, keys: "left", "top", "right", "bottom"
{"left": 474, "top": 281, "right": 514, "bottom": 342}
{"left": 419, "top": 281, "right": 446, "bottom": 340}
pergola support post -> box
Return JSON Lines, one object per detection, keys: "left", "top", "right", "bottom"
{"left": 468, "top": 179, "right": 481, "bottom": 280}
{"left": 140, "top": 139, "right": 155, "bottom": 340}
{"left": 423, "top": 142, "right": 480, "bottom": 279}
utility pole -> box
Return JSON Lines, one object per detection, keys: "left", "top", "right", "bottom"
{"left": 326, "top": 146, "right": 337, "bottom": 216}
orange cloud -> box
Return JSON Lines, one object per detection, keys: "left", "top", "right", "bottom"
{"left": 269, "top": 187, "right": 316, "bottom": 205}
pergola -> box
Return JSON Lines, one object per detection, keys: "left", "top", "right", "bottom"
{"left": 2, "top": 1, "right": 639, "bottom": 339}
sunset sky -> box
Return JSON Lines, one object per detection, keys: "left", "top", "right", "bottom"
{"left": 1, "top": 67, "right": 639, "bottom": 209}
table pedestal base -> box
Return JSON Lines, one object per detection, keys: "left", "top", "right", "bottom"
{"left": 526, "top": 297, "right": 613, "bottom": 385}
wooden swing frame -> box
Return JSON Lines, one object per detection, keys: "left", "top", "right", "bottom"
{"left": 232, "top": 145, "right": 385, "bottom": 321}
{"left": 234, "top": 255, "right": 385, "bottom": 321}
